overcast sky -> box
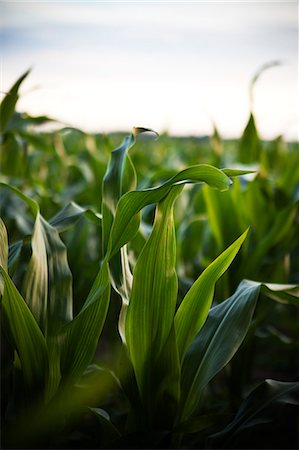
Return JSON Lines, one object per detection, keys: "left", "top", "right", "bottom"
{"left": 1, "top": 1, "right": 298, "bottom": 139}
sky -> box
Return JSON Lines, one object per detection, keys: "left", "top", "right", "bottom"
{"left": 1, "top": 1, "right": 298, "bottom": 140}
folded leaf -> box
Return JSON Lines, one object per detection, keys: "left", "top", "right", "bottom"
{"left": 125, "top": 186, "right": 182, "bottom": 401}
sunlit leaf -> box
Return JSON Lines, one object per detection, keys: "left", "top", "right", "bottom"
{"left": 125, "top": 186, "right": 182, "bottom": 405}
{"left": 0, "top": 267, "right": 49, "bottom": 393}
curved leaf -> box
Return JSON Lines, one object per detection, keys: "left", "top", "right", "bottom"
{"left": 49, "top": 202, "right": 102, "bottom": 232}
{"left": 209, "top": 379, "right": 299, "bottom": 450}
{"left": 175, "top": 229, "right": 249, "bottom": 361}
{"left": 60, "top": 259, "right": 110, "bottom": 383}
{"left": 180, "top": 280, "right": 298, "bottom": 420}
{"left": 109, "top": 164, "right": 232, "bottom": 259}
{"left": 0, "top": 267, "right": 48, "bottom": 392}
{"left": 0, "top": 69, "right": 30, "bottom": 132}
{"left": 0, "top": 183, "right": 73, "bottom": 335}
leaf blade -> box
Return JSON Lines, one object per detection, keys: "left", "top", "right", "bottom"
{"left": 175, "top": 229, "right": 249, "bottom": 360}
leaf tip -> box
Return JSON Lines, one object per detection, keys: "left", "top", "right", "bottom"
{"left": 132, "top": 127, "right": 159, "bottom": 140}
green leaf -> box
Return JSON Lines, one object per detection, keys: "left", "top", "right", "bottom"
{"left": 180, "top": 280, "right": 260, "bottom": 419}
{"left": 260, "top": 283, "right": 299, "bottom": 306}
{"left": 222, "top": 168, "right": 257, "bottom": 177}
{"left": 89, "top": 407, "right": 121, "bottom": 443}
{"left": 240, "top": 202, "right": 298, "bottom": 279}
{"left": 109, "top": 164, "right": 232, "bottom": 259}
{"left": 209, "top": 379, "right": 298, "bottom": 450}
{"left": 22, "top": 211, "right": 49, "bottom": 332}
{"left": 0, "top": 69, "right": 30, "bottom": 132}
{"left": 40, "top": 217, "right": 73, "bottom": 334}
{"left": 180, "top": 280, "right": 298, "bottom": 420}
{"left": 175, "top": 229, "right": 249, "bottom": 361}
{"left": 49, "top": 202, "right": 102, "bottom": 232}
{"left": 101, "top": 132, "right": 138, "bottom": 342}
{"left": 238, "top": 113, "right": 262, "bottom": 164}
{"left": 125, "top": 186, "right": 183, "bottom": 401}
{"left": 1, "top": 184, "right": 74, "bottom": 398}
{"left": 0, "top": 183, "right": 73, "bottom": 336}
{"left": 102, "top": 133, "right": 136, "bottom": 255}
{"left": 0, "top": 267, "right": 48, "bottom": 392}
{"left": 60, "top": 259, "right": 110, "bottom": 383}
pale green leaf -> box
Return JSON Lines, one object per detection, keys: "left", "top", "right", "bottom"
{"left": 125, "top": 186, "right": 182, "bottom": 402}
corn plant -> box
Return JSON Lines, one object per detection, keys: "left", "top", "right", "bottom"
{"left": 1, "top": 73, "right": 298, "bottom": 449}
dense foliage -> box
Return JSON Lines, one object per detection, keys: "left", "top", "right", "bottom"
{"left": 0, "top": 71, "right": 298, "bottom": 449}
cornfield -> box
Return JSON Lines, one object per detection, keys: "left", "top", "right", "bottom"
{"left": 0, "top": 71, "right": 298, "bottom": 450}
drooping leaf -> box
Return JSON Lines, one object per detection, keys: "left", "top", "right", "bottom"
{"left": 175, "top": 229, "right": 249, "bottom": 361}
{"left": 180, "top": 280, "right": 298, "bottom": 420}
{"left": 109, "top": 164, "right": 232, "bottom": 259}
{"left": 209, "top": 379, "right": 299, "bottom": 450}
{"left": 249, "top": 61, "right": 281, "bottom": 107}
{"left": 49, "top": 202, "right": 102, "bottom": 232}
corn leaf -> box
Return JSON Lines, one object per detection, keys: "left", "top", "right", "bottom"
{"left": 180, "top": 280, "right": 298, "bottom": 420}
{"left": 60, "top": 259, "right": 110, "bottom": 383}
{"left": 40, "top": 217, "right": 73, "bottom": 334}
{"left": 0, "top": 183, "right": 73, "bottom": 336}
{"left": 102, "top": 133, "right": 136, "bottom": 255}
{"left": 0, "top": 69, "right": 30, "bottom": 132}
{"left": 101, "top": 132, "right": 138, "bottom": 342}
{"left": 49, "top": 202, "right": 102, "bottom": 232}
{"left": 125, "top": 186, "right": 183, "bottom": 404}
{"left": 0, "top": 267, "right": 49, "bottom": 392}
{"left": 209, "top": 379, "right": 298, "bottom": 450}
{"left": 109, "top": 164, "right": 232, "bottom": 259}
{"left": 238, "top": 113, "right": 262, "bottom": 164}
{"left": 239, "top": 202, "right": 298, "bottom": 279}
{"left": 175, "top": 229, "right": 249, "bottom": 361}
